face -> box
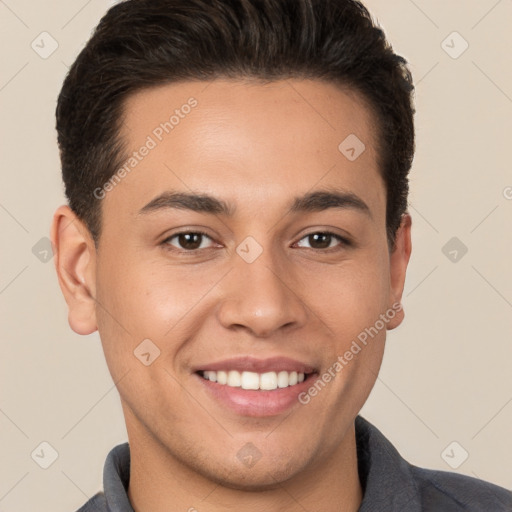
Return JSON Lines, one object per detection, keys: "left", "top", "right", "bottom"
{"left": 55, "top": 79, "right": 411, "bottom": 489}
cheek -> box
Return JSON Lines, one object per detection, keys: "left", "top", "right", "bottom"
{"left": 296, "top": 253, "right": 391, "bottom": 402}
{"left": 96, "top": 252, "right": 200, "bottom": 328}
{"left": 94, "top": 256, "right": 228, "bottom": 369}
{"left": 300, "top": 256, "right": 391, "bottom": 332}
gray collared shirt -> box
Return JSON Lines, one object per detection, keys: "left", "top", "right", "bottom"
{"left": 76, "top": 416, "right": 512, "bottom": 511}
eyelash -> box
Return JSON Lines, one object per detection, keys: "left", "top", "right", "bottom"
{"left": 161, "top": 230, "right": 352, "bottom": 254}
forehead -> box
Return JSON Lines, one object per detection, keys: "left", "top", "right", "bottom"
{"left": 106, "top": 79, "right": 385, "bottom": 222}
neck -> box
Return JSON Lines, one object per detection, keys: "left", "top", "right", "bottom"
{"left": 126, "top": 414, "right": 362, "bottom": 512}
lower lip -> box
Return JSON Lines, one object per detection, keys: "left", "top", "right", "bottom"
{"left": 196, "top": 373, "right": 315, "bottom": 417}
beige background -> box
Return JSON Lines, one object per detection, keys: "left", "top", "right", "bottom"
{"left": 1, "top": 0, "right": 511, "bottom": 510}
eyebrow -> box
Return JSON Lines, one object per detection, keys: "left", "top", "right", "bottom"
{"left": 138, "top": 189, "right": 371, "bottom": 218}
{"left": 139, "top": 191, "right": 235, "bottom": 216}
{"left": 289, "top": 190, "right": 371, "bottom": 217}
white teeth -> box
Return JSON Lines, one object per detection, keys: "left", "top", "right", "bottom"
{"left": 277, "top": 371, "right": 289, "bottom": 388}
{"left": 201, "top": 370, "right": 307, "bottom": 390}
{"left": 204, "top": 370, "right": 217, "bottom": 382}
{"left": 217, "top": 370, "right": 227, "bottom": 385}
{"left": 260, "top": 372, "right": 278, "bottom": 390}
{"left": 241, "top": 371, "right": 260, "bottom": 390}
{"left": 227, "top": 370, "right": 241, "bottom": 387}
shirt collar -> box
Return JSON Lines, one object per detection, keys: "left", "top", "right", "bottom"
{"left": 102, "top": 439, "right": 134, "bottom": 512}
{"left": 355, "top": 416, "right": 422, "bottom": 511}
{"left": 102, "top": 416, "right": 422, "bottom": 511}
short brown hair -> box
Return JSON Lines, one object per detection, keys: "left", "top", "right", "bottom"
{"left": 56, "top": 0, "right": 415, "bottom": 246}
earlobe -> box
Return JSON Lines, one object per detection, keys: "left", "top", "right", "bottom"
{"left": 387, "top": 213, "right": 412, "bottom": 331}
{"left": 50, "top": 205, "right": 98, "bottom": 335}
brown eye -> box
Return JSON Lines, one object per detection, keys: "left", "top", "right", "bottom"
{"left": 309, "top": 233, "right": 332, "bottom": 249}
{"left": 296, "top": 232, "right": 347, "bottom": 250}
{"left": 164, "top": 232, "right": 213, "bottom": 251}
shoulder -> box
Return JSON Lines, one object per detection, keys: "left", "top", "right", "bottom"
{"left": 355, "top": 416, "right": 512, "bottom": 511}
{"left": 74, "top": 492, "right": 107, "bottom": 512}
{"left": 73, "top": 442, "right": 132, "bottom": 512}
{"left": 411, "top": 465, "right": 512, "bottom": 511}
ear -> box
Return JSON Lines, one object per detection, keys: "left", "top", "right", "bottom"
{"left": 386, "top": 213, "right": 412, "bottom": 330}
{"left": 50, "top": 205, "right": 98, "bottom": 335}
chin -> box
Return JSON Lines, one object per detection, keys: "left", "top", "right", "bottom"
{"left": 195, "top": 455, "right": 305, "bottom": 491}
{"left": 208, "top": 469, "right": 295, "bottom": 492}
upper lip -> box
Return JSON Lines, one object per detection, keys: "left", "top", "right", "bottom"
{"left": 193, "top": 356, "right": 317, "bottom": 374}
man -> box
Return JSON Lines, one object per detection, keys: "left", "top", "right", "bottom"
{"left": 51, "top": 0, "right": 511, "bottom": 510}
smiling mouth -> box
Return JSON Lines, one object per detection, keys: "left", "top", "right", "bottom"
{"left": 198, "top": 370, "right": 314, "bottom": 391}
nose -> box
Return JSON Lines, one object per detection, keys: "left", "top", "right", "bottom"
{"left": 216, "top": 249, "right": 308, "bottom": 338}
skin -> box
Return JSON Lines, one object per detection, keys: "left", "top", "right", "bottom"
{"left": 52, "top": 79, "right": 412, "bottom": 512}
